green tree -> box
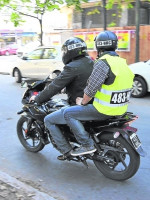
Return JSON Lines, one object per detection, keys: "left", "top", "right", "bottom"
{"left": 106, "top": 0, "right": 150, "bottom": 10}
{"left": 0, "top": 0, "right": 87, "bottom": 45}
{"left": 105, "top": 0, "right": 150, "bottom": 62}
{"left": 106, "top": 0, "right": 150, "bottom": 27}
{"left": 87, "top": 0, "right": 150, "bottom": 28}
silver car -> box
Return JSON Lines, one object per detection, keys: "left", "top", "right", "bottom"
{"left": 11, "top": 46, "right": 63, "bottom": 83}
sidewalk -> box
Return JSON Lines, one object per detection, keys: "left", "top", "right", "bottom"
{"left": 0, "top": 171, "right": 57, "bottom": 200}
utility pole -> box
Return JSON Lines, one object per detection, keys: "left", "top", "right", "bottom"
{"left": 102, "top": 0, "right": 107, "bottom": 30}
{"left": 135, "top": 0, "right": 140, "bottom": 62}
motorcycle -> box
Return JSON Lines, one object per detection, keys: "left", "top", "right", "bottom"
{"left": 17, "top": 77, "right": 146, "bottom": 181}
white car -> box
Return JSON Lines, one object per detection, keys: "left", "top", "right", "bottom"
{"left": 11, "top": 46, "right": 64, "bottom": 83}
{"left": 129, "top": 59, "right": 150, "bottom": 97}
{"left": 16, "top": 42, "right": 40, "bottom": 57}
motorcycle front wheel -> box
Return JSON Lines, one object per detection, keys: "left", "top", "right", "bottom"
{"left": 93, "top": 133, "right": 140, "bottom": 181}
{"left": 17, "top": 116, "right": 45, "bottom": 152}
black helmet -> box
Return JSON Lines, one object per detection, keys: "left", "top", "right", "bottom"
{"left": 62, "top": 37, "right": 87, "bottom": 65}
{"left": 95, "top": 31, "right": 118, "bottom": 52}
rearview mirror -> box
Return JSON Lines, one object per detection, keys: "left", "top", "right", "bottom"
{"left": 21, "top": 81, "right": 27, "bottom": 88}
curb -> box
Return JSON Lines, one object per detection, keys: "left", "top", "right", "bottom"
{"left": 0, "top": 171, "right": 57, "bottom": 200}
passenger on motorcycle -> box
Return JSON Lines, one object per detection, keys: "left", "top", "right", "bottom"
{"left": 63, "top": 31, "right": 135, "bottom": 156}
{"left": 29, "top": 37, "right": 94, "bottom": 159}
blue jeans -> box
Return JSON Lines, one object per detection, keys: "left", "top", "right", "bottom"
{"left": 63, "top": 104, "right": 111, "bottom": 147}
{"left": 44, "top": 106, "right": 72, "bottom": 154}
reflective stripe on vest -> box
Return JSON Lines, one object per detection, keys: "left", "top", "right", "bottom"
{"left": 94, "top": 97, "right": 129, "bottom": 107}
{"left": 99, "top": 88, "right": 132, "bottom": 95}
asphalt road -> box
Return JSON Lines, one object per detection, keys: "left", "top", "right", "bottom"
{"left": 0, "top": 56, "right": 150, "bottom": 200}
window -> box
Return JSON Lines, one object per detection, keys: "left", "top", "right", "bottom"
{"left": 27, "top": 49, "right": 43, "bottom": 60}
{"left": 42, "top": 48, "right": 58, "bottom": 59}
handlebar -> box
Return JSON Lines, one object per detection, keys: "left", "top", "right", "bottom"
{"left": 17, "top": 110, "right": 24, "bottom": 114}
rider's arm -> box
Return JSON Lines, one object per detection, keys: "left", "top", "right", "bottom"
{"left": 34, "top": 65, "right": 76, "bottom": 104}
{"left": 81, "top": 60, "right": 109, "bottom": 105}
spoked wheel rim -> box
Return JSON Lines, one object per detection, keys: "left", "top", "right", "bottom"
{"left": 98, "top": 141, "right": 129, "bottom": 172}
{"left": 14, "top": 70, "right": 20, "bottom": 82}
{"left": 51, "top": 71, "right": 61, "bottom": 79}
{"left": 132, "top": 80, "right": 143, "bottom": 96}
{"left": 21, "top": 120, "right": 41, "bottom": 148}
{"left": 93, "top": 133, "right": 140, "bottom": 181}
{"left": 5, "top": 51, "right": 10, "bottom": 56}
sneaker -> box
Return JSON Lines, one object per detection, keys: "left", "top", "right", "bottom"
{"left": 57, "top": 151, "right": 72, "bottom": 161}
{"left": 57, "top": 154, "right": 68, "bottom": 161}
{"left": 71, "top": 146, "right": 96, "bottom": 156}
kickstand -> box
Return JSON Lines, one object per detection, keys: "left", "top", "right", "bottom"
{"left": 81, "top": 158, "right": 89, "bottom": 168}
{"left": 67, "top": 156, "right": 89, "bottom": 168}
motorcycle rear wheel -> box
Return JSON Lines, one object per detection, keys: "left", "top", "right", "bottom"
{"left": 17, "top": 116, "right": 45, "bottom": 152}
{"left": 93, "top": 133, "right": 140, "bottom": 181}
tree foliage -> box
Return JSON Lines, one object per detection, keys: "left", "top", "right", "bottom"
{"left": 86, "top": 0, "right": 150, "bottom": 27}
{"left": 106, "top": 0, "right": 150, "bottom": 27}
{"left": 0, "top": 0, "right": 88, "bottom": 45}
{"left": 106, "top": 0, "right": 150, "bottom": 9}
{"left": 0, "top": 0, "right": 150, "bottom": 44}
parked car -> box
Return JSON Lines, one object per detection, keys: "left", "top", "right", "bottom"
{"left": 129, "top": 59, "right": 150, "bottom": 98}
{"left": 0, "top": 44, "right": 18, "bottom": 56}
{"left": 17, "top": 42, "right": 40, "bottom": 57}
{"left": 11, "top": 46, "right": 64, "bottom": 83}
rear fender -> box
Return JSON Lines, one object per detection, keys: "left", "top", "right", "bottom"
{"left": 98, "top": 127, "right": 146, "bottom": 157}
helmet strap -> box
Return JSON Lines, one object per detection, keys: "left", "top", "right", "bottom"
{"left": 97, "top": 49, "right": 104, "bottom": 57}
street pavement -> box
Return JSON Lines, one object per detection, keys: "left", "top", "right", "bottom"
{"left": 0, "top": 56, "right": 57, "bottom": 200}
{"left": 0, "top": 56, "right": 150, "bottom": 200}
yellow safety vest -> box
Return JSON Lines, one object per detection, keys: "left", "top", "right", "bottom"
{"left": 93, "top": 54, "right": 134, "bottom": 116}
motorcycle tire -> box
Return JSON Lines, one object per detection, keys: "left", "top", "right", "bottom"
{"left": 93, "top": 132, "right": 140, "bottom": 181}
{"left": 17, "top": 116, "right": 45, "bottom": 152}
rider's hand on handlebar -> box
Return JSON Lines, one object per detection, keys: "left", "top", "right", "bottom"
{"left": 29, "top": 95, "right": 36, "bottom": 103}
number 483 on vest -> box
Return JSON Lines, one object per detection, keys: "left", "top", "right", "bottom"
{"left": 110, "top": 90, "right": 131, "bottom": 104}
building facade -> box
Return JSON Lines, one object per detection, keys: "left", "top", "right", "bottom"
{"left": 71, "top": 1, "right": 150, "bottom": 64}
{"left": 72, "top": 1, "right": 150, "bottom": 29}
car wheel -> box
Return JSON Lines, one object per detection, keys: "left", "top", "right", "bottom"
{"left": 14, "top": 69, "right": 22, "bottom": 83}
{"left": 52, "top": 71, "right": 61, "bottom": 79}
{"left": 5, "top": 51, "right": 10, "bottom": 56}
{"left": 131, "top": 76, "right": 147, "bottom": 98}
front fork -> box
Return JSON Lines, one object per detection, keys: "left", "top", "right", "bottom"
{"left": 21, "top": 114, "right": 49, "bottom": 145}
{"left": 21, "top": 116, "right": 33, "bottom": 137}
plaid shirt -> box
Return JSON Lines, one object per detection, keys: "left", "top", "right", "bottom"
{"left": 84, "top": 59, "right": 109, "bottom": 97}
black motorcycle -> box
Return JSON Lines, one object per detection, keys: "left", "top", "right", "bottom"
{"left": 17, "top": 77, "right": 146, "bottom": 181}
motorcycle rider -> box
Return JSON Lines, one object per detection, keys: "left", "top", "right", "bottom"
{"left": 63, "top": 30, "right": 135, "bottom": 156}
{"left": 29, "top": 37, "right": 94, "bottom": 159}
